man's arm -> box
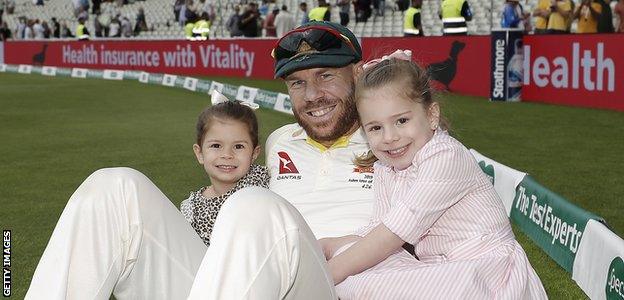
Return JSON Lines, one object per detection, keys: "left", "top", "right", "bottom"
{"left": 461, "top": 1, "right": 473, "bottom": 21}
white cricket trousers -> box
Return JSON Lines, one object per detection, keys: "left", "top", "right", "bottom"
{"left": 25, "top": 168, "right": 336, "bottom": 300}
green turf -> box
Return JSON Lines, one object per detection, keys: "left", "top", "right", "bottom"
{"left": 1, "top": 72, "right": 622, "bottom": 299}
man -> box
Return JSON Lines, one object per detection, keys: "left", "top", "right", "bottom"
{"left": 274, "top": 4, "right": 296, "bottom": 37}
{"left": 573, "top": 0, "right": 602, "bottom": 33}
{"left": 439, "top": 0, "right": 473, "bottom": 35}
{"left": 76, "top": 17, "right": 89, "bottom": 40}
{"left": 309, "top": 0, "right": 331, "bottom": 21}
{"left": 26, "top": 21, "right": 371, "bottom": 300}
{"left": 263, "top": 7, "right": 279, "bottom": 37}
{"left": 226, "top": 4, "right": 243, "bottom": 37}
{"left": 337, "top": 0, "right": 351, "bottom": 26}
{"left": 532, "top": 0, "right": 551, "bottom": 33}
{"left": 501, "top": 0, "right": 528, "bottom": 28}
{"left": 299, "top": 1, "right": 310, "bottom": 24}
{"left": 546, "top": 0, "right": 572, "bottom": 33}
{"left": 404, "top": 0, "right": 423, "bottom": 36}
{"left": 239, "top": 2, "right": 260, "bottom": 37}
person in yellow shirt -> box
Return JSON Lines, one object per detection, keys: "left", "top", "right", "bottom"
{"left": 546, "top": 0, "right": 572, "bottom": 33}
{"left": 574, "top": 0, "right": 602, "bottom": 33}
{"left": 532, "top": 0, "right": 551, "bottom": 33}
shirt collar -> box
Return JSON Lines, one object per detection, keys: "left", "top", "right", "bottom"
{"left": 288, "top": 125, "right": 369, "bottom": 152}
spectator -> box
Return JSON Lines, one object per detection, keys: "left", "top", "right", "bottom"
{"left": 263, "top": 7, "right": 278, "bottom": 37}
{"left": 97, "top": 11, "right": 111, "bottom": 36}
{"left": 309, "top": 0, "right": 331, "bottom": 21}
{"left": 109, "top": 16, "right": 121, "bottom": 37}
{"left": 299, "top": 2, "right": 309, "bottom": 25}
{"left": 226, "top": 4, "right": 243, "bottom": 37}
{"left": 0, "top": 21, "right": 12, "bottom": 40}
{"left": 192, "top": 12, "right": 210, "bottom": 39}
{"left": 76, "top": 17, "right": 89, "bottom": 40}
{"left": 120, "top": 15, "right": 132, "bottom": 37}
{"left": 336, "top": 0, "right": 351, "bottom": 26}
{"left": 616, "top": 0, "right": 624, "bottom": 32}
{"left": 16, "top": 16, "right": 26, "bottom": 39}
{"left": 42, "top": 21, "right": 51, "bottom": 38}
{"left": 24, "top": 19, "right": 34, "bottom": 39}
{"left": 274, "top": 4, "right": 296, "bottom": 37}
{"left": 532, "top": 0, "right": 551, "bottom": 33}
{"left": 501, "top": 0, "right": 528, "bottom": 28}
{"left": 51, "top": 17, "right": 60, "bottom": 38}
{"left": 94, "top": 14, "right": 104, "bottom": 37}
{"left": 596, "top": 0, "right": 614, "bottom": 32}
{"left": 355, "top": 0, "right": 372, "bottom": 22}
{"left": 439, "top": 0, "right": 472, "bottom": 35}
{"left": 33, "top": 19, "right": 45, "bottom": 39}
{"left": 199, "top": 0, "right": 216, "bottom": 22}
{"left": 239, "top": 2, "right": 259, "bottom": 37}
{"left": 259, "top": 0, "right": 269, "bottom": 16}
{"left": 179, "top": 0, "right": 196, "bottom": 26}
{"left": 574, "top": 0, "right": 601, "bottom": 32}
{"left": 0, "top": 0, "right": 4, "bottom": 24}
{"left": 404, "top": 0, "right": 423, "bottom": 36}
{"left": 134, "top": 7, "right": 148, "bottom": 35}
{"left": 546, "top": 0, "right": 572, "bottom": 33}
{"left": 60, "top": 20, "right": 74, "bottom": 38}
{"left": 173, "top": 0, "right": 184, "bottom": 22}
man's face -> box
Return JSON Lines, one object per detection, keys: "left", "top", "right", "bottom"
{"left": 284, "top": 65, "right": 359, "bottom": 143}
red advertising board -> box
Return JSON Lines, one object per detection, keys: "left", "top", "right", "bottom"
{"left": 523, "top": 34, "right": 624, "bottom": 111}
{"left": 362, "top": 36, "right": 491, "bottom": 97}
{"left": 3, "top": 37, "right": 492, "bottom": 97}
{"left": 3, "top": 39, "right": 277, "bottom": 79}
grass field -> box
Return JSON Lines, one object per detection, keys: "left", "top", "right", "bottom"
{"left": 1, "top": 72, "right": 623, "bottom": 299}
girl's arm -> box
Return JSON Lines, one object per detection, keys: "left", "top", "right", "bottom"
{"left": 327, "top": 223, "right": 405, "bottom": 285}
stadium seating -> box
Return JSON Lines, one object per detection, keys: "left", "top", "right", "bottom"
{"left": 1, "top": 0, "right": 620, "bottom": 39}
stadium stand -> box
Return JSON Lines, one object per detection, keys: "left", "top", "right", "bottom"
{"left": 1, "top": 0, "right": 621, "bottom": 39}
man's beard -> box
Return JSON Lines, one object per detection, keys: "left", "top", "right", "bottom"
{"left": 293, "top": 88, "right": 359, "bottom": 143}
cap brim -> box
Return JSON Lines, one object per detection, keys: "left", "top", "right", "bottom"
{"left": 274, "top": 53, "right": 356, "bottom": 78}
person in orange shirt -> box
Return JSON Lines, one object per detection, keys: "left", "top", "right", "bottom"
{"left": 574, "top": 0, "right": 602, "bottom": 33}
{"left": 532, "top": 0, "right": 552, "bottom": 33}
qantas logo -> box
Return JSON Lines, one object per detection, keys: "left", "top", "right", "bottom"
{"left": 278, "top": 151, "right": 299, "bottom": 174}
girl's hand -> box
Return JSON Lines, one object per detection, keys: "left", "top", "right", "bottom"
{"left": 318, "top": 236, "right": 362, "bottom": 260}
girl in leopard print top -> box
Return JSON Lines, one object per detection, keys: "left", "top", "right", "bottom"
{"left": 180, "top": 101, "right": 269, "bottom": 247}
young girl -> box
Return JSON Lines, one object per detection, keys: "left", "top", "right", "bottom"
{"left": 320, "top": 58, "right": 547, "bottom": 298}
{"left": 180, "top": 100, "right": 269, "bottom": 246}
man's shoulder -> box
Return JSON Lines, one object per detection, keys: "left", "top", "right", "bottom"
{"left": 266, "top": 123, "right": 303, "bottom": 151}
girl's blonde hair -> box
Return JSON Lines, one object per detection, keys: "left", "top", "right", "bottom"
{"left": 354, "top": 58, "right": 448, "bottom": 167}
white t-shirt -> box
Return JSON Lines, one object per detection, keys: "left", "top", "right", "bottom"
{"left": 266, "top": 123, "right": 375, "bottom": 239}
{"left": 274, "top": 11, "right": 296, "bottom": 37}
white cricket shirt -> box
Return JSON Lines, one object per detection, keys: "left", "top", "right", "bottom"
{"left": 266, "top": 123, "right": 375, "bottom": 239}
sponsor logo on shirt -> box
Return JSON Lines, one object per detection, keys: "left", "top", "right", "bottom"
{"left": 353, "top": 165, "right": 374, "bottom": 174}
{"left": 276, "top": 151, "right": 302, "bottom": 180}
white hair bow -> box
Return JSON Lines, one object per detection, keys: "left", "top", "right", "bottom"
{"left": 210, "top": 89, "right": 260, "bottom": 110}
{"left": 362, "top": 49, "right": 413, "bottom": 70}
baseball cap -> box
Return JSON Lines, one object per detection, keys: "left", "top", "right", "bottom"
{"left": 272, "top": 21, "right": 362, "bottom": 78}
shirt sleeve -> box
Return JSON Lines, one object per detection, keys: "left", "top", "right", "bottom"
{"left": 461, "top": 1, "right": 473, "bottom": 21}
{"left": 381, "top": 143, "right": 475, "bottom": 245}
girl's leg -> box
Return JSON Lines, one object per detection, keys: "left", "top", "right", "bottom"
{"left": 26, "top": 167, "right": 207, "bottom": 300}
{"left": 188, "top": 186, "right": 337, "bottom": 300}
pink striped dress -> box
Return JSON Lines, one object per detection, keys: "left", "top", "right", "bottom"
{"left": 335, "top": 130, "right": 547, "bottom": 299}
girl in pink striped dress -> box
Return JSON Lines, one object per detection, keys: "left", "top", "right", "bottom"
{"left": 319, "top": 57, "right": 547, "bottom": 299}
